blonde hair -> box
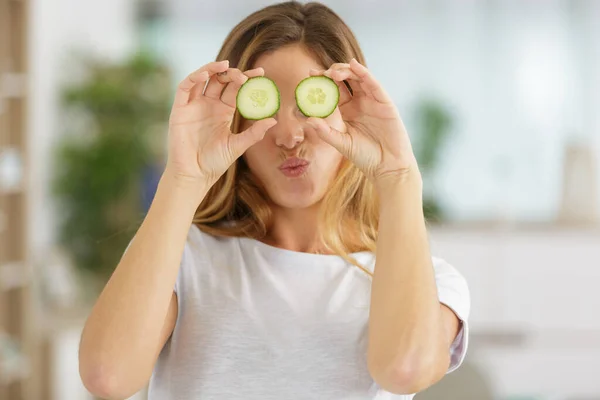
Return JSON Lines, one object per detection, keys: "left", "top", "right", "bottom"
{"left": 193, "top": 1, "right": 379, "bottom": 276}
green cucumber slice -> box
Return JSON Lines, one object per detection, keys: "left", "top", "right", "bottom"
{"left": 236, "top": 76, "right": 280, "bottom": 120}
{"left": 295, "top": 76, "right": 339, "bottom": 118}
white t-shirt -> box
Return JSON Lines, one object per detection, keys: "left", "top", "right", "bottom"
{"left": 148, "top": 224, "right": 470, "bottom": 399}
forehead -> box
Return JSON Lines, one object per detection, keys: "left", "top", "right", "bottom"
{"left": 252, "top": 44, "right": 324, "bottom": 90}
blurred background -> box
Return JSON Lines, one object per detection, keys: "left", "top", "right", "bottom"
{"left": 1, "top": 0, "right": 599, "bottom": 399}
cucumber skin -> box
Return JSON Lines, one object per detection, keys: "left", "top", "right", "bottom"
{"left": 236, "top": 76, "right": 281, "bottom": 120}
{"left": 295, "top": 76, "right": 340, "bottom": 118}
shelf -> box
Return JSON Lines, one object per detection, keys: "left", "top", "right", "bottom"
{"left": 0, "top": 209, "right": 5, "bottom": 233}
{"left": 0, "top": 360, "right": 29, "bottom": 386}
{"left": 0, "top": 331, "right": 30, "bottom": 386}
{"left": 0, "top": 0, "right": 31, "bottom": 397}
{"left": 0, "top": 262, "right": 29, "bottom": 292}
{"left": 1, "top": 73, "right": 26, "bottom": 99}
{"left": 0, "top": 184, "right": 23, "bottom": 195}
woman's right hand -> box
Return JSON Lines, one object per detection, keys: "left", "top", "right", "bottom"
{"left": 165, "top": 60, "right": 277, "bottom": 188}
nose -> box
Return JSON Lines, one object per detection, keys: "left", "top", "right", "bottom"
{"left": 273, "top": 107, "right": 305, "bottom": 149}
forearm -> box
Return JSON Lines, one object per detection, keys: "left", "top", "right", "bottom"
{"left": 367, "top": 172, "right": 447, "bottom": 392}
{"left": 79, "top": 172, "right": 209, "bottom": 385}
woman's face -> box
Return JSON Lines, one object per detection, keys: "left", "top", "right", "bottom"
{"left": 241, "top": 44, "right": 345, "bottom": 210}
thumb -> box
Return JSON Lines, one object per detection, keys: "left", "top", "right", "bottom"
{"left": 306, "top": 118, "right": 352, "bottom": 157}
{"left": 229, "top": 118, "right": 277, "bottom": 158}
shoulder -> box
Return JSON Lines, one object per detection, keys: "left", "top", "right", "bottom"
{"left": 185, "top": 223, "right": 236, "bottom": 249}
{"left": 180, "top": 222, "right": 246, "bottom": 266}
{"left": 431, "top": 256, "right": 466, "bottom": 279}
{"left": 430, "top": 256, "right": 471, "bottom": 327}
{"left": 430, "top": 256, "right": 470, "bottom": 298}
{"left": 174, "top": 224, "right": 239, "bottom": 292}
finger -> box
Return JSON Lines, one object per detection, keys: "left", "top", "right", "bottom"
{"left": 311, "top": 65, "right": 352, "bottom": 77}
{"left": 349, "top": 58, "right": 392, "bottom": 104}
{"left": 204, "top": 73, "right": 227, "bottom": 100}
{"left": 309, "top": 68, "right": 325, "bottom": 76}
{"left": 325, "top": 68, "right": 362, "bottom": 83}
{"left": 175, "top": 60, "right": 229, "bottom": 106}
{"left": 210, "top": 69, "right": 246, "bottom": 107}
{"left": 188, "top": 60, "right": 230, "bottom": 101}
{"left": 244, "top": 67, "right": 265, "bottom": 79}
{"left": 329, "top": 63, "right": 351, "bottom": 71}
{"left": 174, "top": 70, "right": 209, "bottom": 107}
{"left": 306, "top": 117, "right": 352, "bottom": 158}
{"left": 205, "top": 66, "right": 246, "bottom": 100}
{"left": 221, "top": 67, "right": 265, "bottom": 109}
{"left": 230, "top": 118, "right": 277, "bottom": 158}
{"left": 324, "top": 68, "right": 366, "bottom": 98}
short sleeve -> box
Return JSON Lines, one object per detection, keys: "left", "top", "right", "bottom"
{"left": 122, "top": 230, "right": 193, "bottom": 295}
{"left": 173, "top": 224, "right": 209, "bottom": 295}
{"left": 173, "top": 239, "right": 191, "bottom": 295}
{"left": 432, "top": 256, "right": 471, "bottom": 374}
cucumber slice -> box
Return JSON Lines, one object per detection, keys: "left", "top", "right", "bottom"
{"left": 236, "top": 76, "right": 280, "bottom": 120}
{"left": 295, "top": 76, "right": 339, "bottom": 118}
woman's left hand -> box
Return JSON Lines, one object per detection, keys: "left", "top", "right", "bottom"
{"left": 306, "top": 59, "right": 420, "bottom": 188}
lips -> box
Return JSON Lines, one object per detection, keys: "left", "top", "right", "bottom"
{"left": 279, "top": 157, "right": 310, "bottom": 170}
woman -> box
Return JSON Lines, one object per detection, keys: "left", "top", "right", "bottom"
{"left": 78, "top": 2, "right": 470, "bottom": 399}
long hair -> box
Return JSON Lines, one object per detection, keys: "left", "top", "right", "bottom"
{"left": 193, "top": 1, "right": 379, "bottom": 276}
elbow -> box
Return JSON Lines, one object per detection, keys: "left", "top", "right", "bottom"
{"left": 80, "top": 364, "right": 121, "bottom": 400}
{"left": 78, "top": 329, "right": 153, "bottom": 399}
{"left": 368, "top": 353, "right": 449, "bottom": 395}
{"left": 79, "top": 357, "right": 137, "bottom": 400}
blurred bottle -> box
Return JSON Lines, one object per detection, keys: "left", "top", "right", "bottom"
{"left": 558, "top": 139, "right": 598, "bottom": 225}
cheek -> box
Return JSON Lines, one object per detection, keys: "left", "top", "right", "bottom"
{"left": 243, "top": 144, "right": 264, "bottom": 172}
{"left": 317, "top": 111, "right": 345, "bottom": 167}
{"left": 242, "top": 135, "right": 276, "bottom": 178}
{"left": 316, "top": 144, "right": 344, "bottom": 176}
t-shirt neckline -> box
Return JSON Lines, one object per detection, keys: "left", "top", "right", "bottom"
{"left": 237, "top": 235, "right": 373, "bottom": 265}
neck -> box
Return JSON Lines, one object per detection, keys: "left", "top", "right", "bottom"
{"left": 263, "top": 203, "right": 331, "bottom": 254}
